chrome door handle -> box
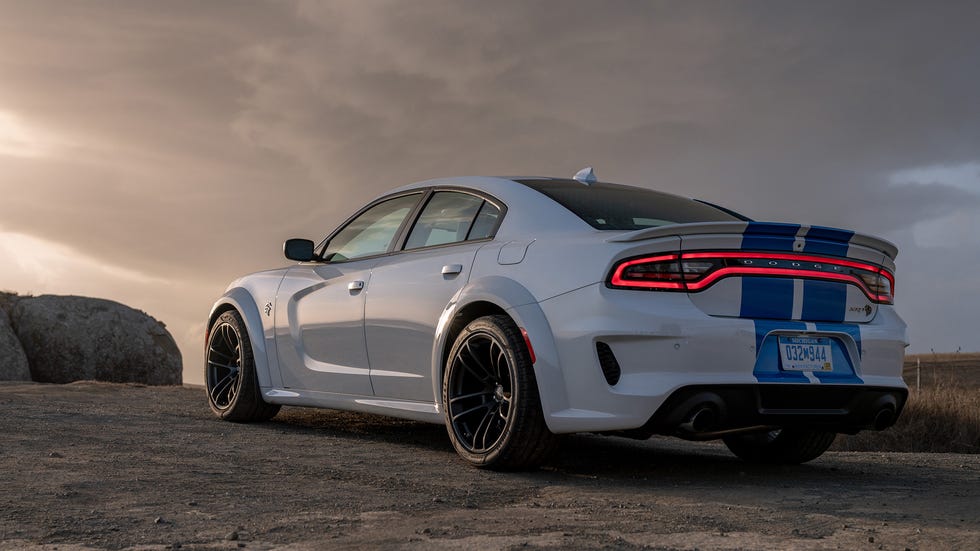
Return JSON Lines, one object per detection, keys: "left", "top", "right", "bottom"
{"left": 347, "top": 280, "right": 364, "bottom": 291}
{"left": 441, "top": 264, "right": 463, "bottom": 275}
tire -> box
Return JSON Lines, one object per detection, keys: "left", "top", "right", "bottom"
{"left": 723, "top": 428, "right": 836, "bottom": 464}
{"left": 443, "top": 315, "right": 559, "bottom": 470}
{"left": 206, "top": 310, "right": 280, "bottom": 422}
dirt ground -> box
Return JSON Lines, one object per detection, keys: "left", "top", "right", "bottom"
{"left": 1, "top": 382, "right": 978, "bottom": 550}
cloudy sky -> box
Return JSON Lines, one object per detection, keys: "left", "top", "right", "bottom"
{"left": 2, "top": 1, "right": 978, "bottom": 384}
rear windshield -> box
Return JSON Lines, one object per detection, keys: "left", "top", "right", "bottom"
{"left": 517, "top": 179, "right": 747, "bottom": 230}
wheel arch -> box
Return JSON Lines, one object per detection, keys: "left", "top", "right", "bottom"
{"left": 207, "top": 288, "right": 274, "bottom": 389}
{"left": 431, "top": 276, "right": 570, "bottom": 430}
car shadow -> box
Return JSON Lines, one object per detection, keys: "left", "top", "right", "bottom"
{"left": 260, "top": 407, "right": 882, "bottom": 486}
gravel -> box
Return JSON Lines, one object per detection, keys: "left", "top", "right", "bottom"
{"left": 1, "top": 381, "right": 978, "bottom": 550}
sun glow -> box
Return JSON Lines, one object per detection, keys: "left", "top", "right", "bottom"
{"left": 0, "top": 231, "right": 169, "bottom": 293}
{"left": 0, "top": 110, "right": 52, "bottom": 158}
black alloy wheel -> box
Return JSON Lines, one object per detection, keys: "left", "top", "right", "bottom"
{"left": 206, "top": 319, "right": 242, "bottom": 411}
{"left": 443, "top": 315, "right": 558, "bottom": 469}
{"left": 447, "top": 330, "right": 513, "bottom": 453}
{"left": 205, "top": 310, "right": 280, "bottom": 422}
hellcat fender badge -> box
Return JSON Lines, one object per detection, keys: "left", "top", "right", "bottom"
{"left": 264, "top": 302, "right": 272, "bottom": 316}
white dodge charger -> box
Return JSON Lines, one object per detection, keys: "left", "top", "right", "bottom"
{"left": 206, "top": 169, "right": 907, "bottom": 469}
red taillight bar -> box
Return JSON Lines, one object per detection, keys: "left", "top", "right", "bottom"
{"left": 685, "top": 266, "right": 889, "bottom": 302}
{"left": 609, "top": 253, "right": 685, "bottom": 290}
{"left": 609, "top": 251, "right": 894, "bottom": 304}
{"left": 682, "top": 251, "right": 882, "bottom": 273}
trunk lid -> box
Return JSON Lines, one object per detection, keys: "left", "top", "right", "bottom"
{"left": 609, "top": 221, "right": 896, "bottom": 323}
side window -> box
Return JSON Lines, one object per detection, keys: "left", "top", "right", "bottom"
{"left": 465, "top": 201, "right": 501, "bottom": 241}
{"left": 322, "top": 193, "right": 422, "bottom": 262}
{"left": 405, "top": 192, "right": 485, "bottom": 250}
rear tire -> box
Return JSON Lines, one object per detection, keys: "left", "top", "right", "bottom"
{"left": 206, "top": 310, "right": 280, "bottom": 422}
{"left": 723, "top": 428, "right": 835, "bottom": 464}
{"left": 443, "top": 315, "right": 559, "bottom": 470}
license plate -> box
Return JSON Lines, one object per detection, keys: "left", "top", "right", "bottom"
{"left": 778, "top": 336, "right": 833, "bottom": 372}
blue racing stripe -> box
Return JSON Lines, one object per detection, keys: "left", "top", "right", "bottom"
{"left": 803, "top": 226, "right": 854, "bottom": 257}
{"left": 741, "top": 222, "right": 800, "bottom": 251}
{"left": 812, "top": 323, "right": 864, "bottom": 383}
{"left": 752, "top": 319, "right": 806, "bottom": 351}
{"left": 740, "top": 277, "right": 794, "bottom": 320}
{"left": 801, "top": 280, "right": 847, "bottom": 322}
{"left": 812, "top": 343, "right": 864, "bottom": 384}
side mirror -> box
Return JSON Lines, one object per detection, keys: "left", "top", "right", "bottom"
{"left": 284, "top": 238, "right": 316, "bottom": 262}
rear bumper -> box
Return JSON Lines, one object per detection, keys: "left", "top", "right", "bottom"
{"left": 639, "top": 384, "right": 908, "bottom": 438}
{"left": 529, "top": 283, "right": 908, "bottom": 434}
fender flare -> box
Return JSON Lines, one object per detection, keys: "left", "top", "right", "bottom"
{"left": 429, "top": 276, "right": 570, "bottom": 431}
{"left": 207, "top": 288, "right": 275, "bottom": 389}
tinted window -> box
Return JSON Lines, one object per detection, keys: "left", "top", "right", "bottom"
{"left": 405, "top": 191, "right": 484, "bottom": 250}
{"left": 466, "top": 201, "right": 501, "bottom": 240}
{"left": 517, "top": 179, "right": 745, "bottom": 230}
{"left": 323, "top": 193, "right": 421, "bottom": 262}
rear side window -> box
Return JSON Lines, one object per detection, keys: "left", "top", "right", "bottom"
{"left": 405, "top": 191, "right": 492, "bottom": 250}
{"left": 467, "top": 201, "right": 501, "bottom": 240}
{"left": 517, "top": 179, "right": 745, "bottom": 230}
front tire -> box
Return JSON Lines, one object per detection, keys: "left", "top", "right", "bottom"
{"left": 443, "top": 315, "right": 558, "bottom": 470}
{"left": 723, "top": 428, "right": 836, "bottom": 464}
{"left": 206, "top": 310, "right": 280, "bottom": 422}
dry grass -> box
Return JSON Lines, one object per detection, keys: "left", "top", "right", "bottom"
{"left": 903, "top": 352, "right": 980, "bottom": 389}
{"left": 835, "top": 358, "right": 980, "bottom": 453}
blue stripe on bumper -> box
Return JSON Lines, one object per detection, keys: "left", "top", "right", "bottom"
{"left": 752, "top": 320, "right": 808, "bottom": 382}
{"left": 752, "top": 320, "right": 864, "bottom": 384}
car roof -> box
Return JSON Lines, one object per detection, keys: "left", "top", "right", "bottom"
{"left": 381, "top": 175, "right": 745, "bottom": 237}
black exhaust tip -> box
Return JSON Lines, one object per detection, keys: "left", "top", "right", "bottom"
{"left": 873, "top": 407, "right": 896, "bottom": 430}
{"left": 679, "top": 404, "right": 720, "bottom": 433}
{"left": 869, "top": 395, "right": 899, "bottom": 430}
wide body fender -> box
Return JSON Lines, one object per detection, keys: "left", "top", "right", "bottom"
{"left": 429, "top": 275, "right": 571, "bottom": 431}
{"left": 208, "top": 278, "right": 284, "bottom": 391}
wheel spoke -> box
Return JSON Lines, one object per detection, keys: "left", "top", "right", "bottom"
{"left": 209, "top": 369, "right": 238, "bottom": 405}
{"left": 456, "top": 355, "right": 490, "bottom": 384}
{"left": 221, "top": 325, "right": 236, "bottom": 353}
{"left": 498, "top": 395, "right": 511, "bottom": 421}
{"left": 474, "top": 406, "right": 498, "bottom": 450}
{"left": 225, "top": 376, "right": 239, "bottom": 405}
{"left": 207, "top": 359, "right": 237, "bottom": 370}
{"left": 464, "top": 340, "right": 495, "bottom": 381}
{"left": 449, "top": 389, "right": 493, "bottom": 404}
{"left": 494, "top": 347, "right": 506, "bottom": 380}
{"left": 452, "top": 401, "right": 493, "bottom": 422}
{"left": 208, "top": 346, "right": 233, "bottom": 362}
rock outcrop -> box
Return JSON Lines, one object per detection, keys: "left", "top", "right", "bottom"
{"left": 0, "top": 292, "right": 182, "bottom": 385}
{"left": 0, "top": 308, "right": 31, "bottom": 381}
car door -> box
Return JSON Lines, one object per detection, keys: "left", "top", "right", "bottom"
{"left": 365, "top": 190, "right": 503, "bottom": 402}
{"left": 275, "top": 192, "right": 424, "bottom": 394}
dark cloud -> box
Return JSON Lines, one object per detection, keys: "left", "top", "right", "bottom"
{"left": 1, "top": 1, "right": 979, "bottom": 381}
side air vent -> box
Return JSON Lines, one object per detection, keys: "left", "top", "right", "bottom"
{"left": 595, "top": 341, "right": 621, "bottom": 386}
